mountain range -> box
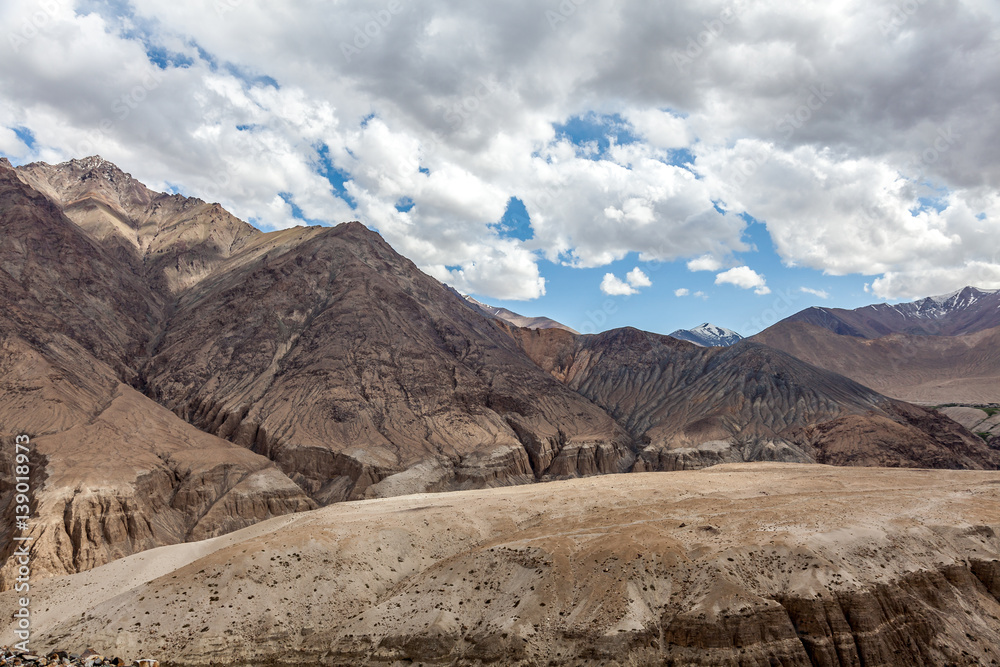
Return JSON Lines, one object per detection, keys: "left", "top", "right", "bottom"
{"left": 1, "top": 156, "right": 997, "bottom": 583}
{"left": 667, "top": 322, "right": 743, "bottom": 347}
{"left": 462, "top": 294, "right": 579, "bottom": 333}
{"left": 780, "top": 286, "right": 1000, "bottom": 338}
{"left": 754, "top": 287, "right": 1000, "bottom": 404}
{"left": 1, "top": 155, "right": 999, "bottom": 665}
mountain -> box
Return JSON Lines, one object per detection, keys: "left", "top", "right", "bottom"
{"left": 2, "top": 156, "right": 997, "bottom": 591}
{"left": 462, "top": 293, "right": 578, "bottom": 333}
{"left": 753, "top": 320, "right": 1000, "bottom": 404}
{"left": 667, "top": 322, "right": 743, "bottom": 347}
{"left": 8, "top": 464, "right": 1000, "bottom": 666}
{"left": 140, "top": 220, "right": 633, "bottom": 504}
{"left": 755, "top": 287, "right": 1000, "bottom": 404}
{"left": 0, "top": 159, "right": 314, "bottom": 586}
{"left": 781, "top": 286, "right": 1000, "bottom": 339}
{"left": 513, "top": 326, "right": 998, "bottom": 471}
{"left": 15, "top": 156, "right": 259, "bottom": 295}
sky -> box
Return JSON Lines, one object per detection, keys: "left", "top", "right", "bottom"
{"left": 1, "top": 0, "right": 999, "bottom": 335}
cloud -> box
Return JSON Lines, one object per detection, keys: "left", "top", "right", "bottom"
{"left": 600, "top": 266, "right": 652, "bottom": 296}
{"left": 1, "top": 0, "right": 999, "bottom": 301}
{"left": 715, "top": 266, "right": 770, "bottom": 295}
{"left": 601, "top": 273, "right": 636, "bottom": 296}
{"left": 675, "top": 286, "right": 707, "bottom": 299}
{"left": 800, "top": 287, "right": 830, "bottom": 299}
{"left": 687, "top": 254, "right": 723, "bottom": 272}
{"left": 626, "top": 267, "right": 651, "bottom": 288}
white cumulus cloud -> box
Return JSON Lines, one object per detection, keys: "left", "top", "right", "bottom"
{"left": 1, "top": 0, "right": 999, "bottom": 301}
{"left": 601, "top": 273, "right": 637, "bottom": 296}
{"left": 715, "top": 266, "right": 770, "bottom": 295}
{"left": 687, "top": 255, "right": 723, "bottom": 272}
{"left": 626, "top": 267, "right": 652, "bottom": 288}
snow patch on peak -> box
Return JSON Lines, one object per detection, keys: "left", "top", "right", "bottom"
{"left": 669, "top": 322, "right": 743, "bottom": 347}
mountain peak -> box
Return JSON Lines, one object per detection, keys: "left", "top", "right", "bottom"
{"left": 769, "top": 284, "right": 1000, "bottom": 341}
{"left": 13, "top": 155, "right": 261, "bottom": 294}
{"left": 920, "top": 285, "right": 999, "bottom": 308}
{"left": 461, "top": 293, "right": 579, "bottom": 333}
{"left": 668, "top": 322, "right": 743, "bottom": 347}
{"left": 71, "top": 154, "right": 115, "bottom": 168}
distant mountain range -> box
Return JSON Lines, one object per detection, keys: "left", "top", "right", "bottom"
{"left": 462, "top": 293, "right": 579, "bottom": 333}
{"left": 667, "top": 322, "right": 744, "bottom": 347}
{"left": 781, "top": 286, "right": 1000, "bottom": 338}
{"left": 1, "top": 155, "right": 996, "bottom": 591}
{"left": 755, "top": 287, "right": 1000, "bottom": 404}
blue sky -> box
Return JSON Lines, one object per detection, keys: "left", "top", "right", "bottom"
{"left": 460, "top": 209, "right": 876, "bottom": 336}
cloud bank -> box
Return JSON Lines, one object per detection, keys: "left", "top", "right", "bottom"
{"left": 1, "top": 0, "right": 998, "bottom": 300}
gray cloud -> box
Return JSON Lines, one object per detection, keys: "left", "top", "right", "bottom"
{"left": 1, "top": 0, "right": 998, "bottom": 299}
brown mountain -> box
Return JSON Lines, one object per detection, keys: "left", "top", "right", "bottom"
{"left": 513, "top": 326, "right": 999, "bottom": 470}
{"left": 139, "top": 220, "right": 633, "bottom": 504}
{"left": 7, "top": 464, "right": 1000, "bottom": 666}
{"left": 0, "top": 159, "right": 314, "bottom": 586}
{"left": 16, "top": 156, "right": 259, "bottom": 295}
{"left": 753, "top": 319, "right": 1000, "bottom": 404}
{"left": 781, "top": 286, "right": 1000, "bottom": 338}
{"left": 2, "top": 155, "right": 998, "bottom": 591}
{"left": 462, "top": 293, "right": 579, "bottom": 333}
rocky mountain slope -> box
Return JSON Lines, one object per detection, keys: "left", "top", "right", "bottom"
{"left": 5, "top": 464, "right": 999, "bottom": 666}
{"left": 754, "top": 320, "right": 1000, "bottom": 404}
{"left": 667, "top": 322, "right": 743, "bottom": 347}
{"left": 939, "top": 404, "right": 1000, "bottom": 438}
{"left": 3, "top": 155, "right": 998, "bottom": 590}
{"left": 513, "top": 326, "right": 1000, "bottom": 471}
{"left": 16, "top": 156, "right": 259, "bottom": 295}
{"left": 0, "top": 159, "right": 315, "bottom": 586}
{"left": 139, "top": 220, "right": 633, "bottom": 504}
{"left": 780, "top": 286, "right": 1000, "bottom": 338}
{"left": 754, "top": 287, "right": 1000, "bottom": 404}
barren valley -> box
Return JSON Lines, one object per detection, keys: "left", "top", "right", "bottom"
{"left": 3, "top": 464, "right": 999, "bottom": 666}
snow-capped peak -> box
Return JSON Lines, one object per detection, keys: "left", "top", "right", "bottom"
{"left": 668, "top": 322, "right": 744, "bottom": 347}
